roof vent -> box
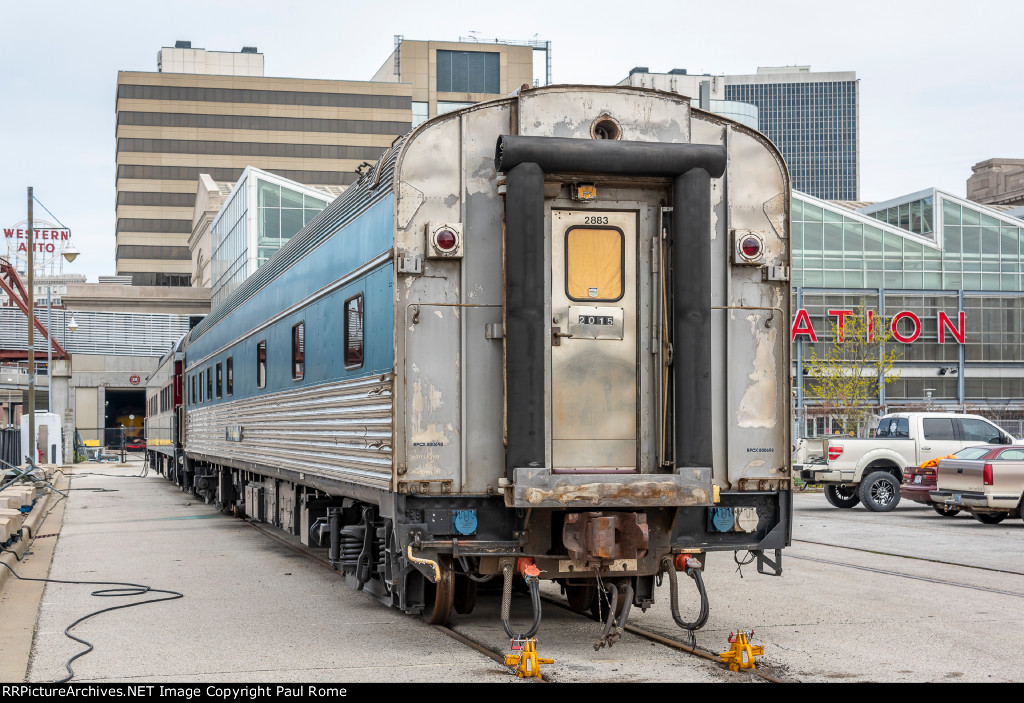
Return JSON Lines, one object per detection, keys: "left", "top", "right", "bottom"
{"left": 241, "top": 46, "right": 258, "bottom": 53}
{"left": 174, "top": 40, "right": 192, "bottom": 49}
{"left": 628, "top": 66, "right": 649, "bottom": 75}
{"left": 668, "top": 68, "right": 688, "bottom": 75}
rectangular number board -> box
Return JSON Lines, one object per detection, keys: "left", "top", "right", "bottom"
{"left": 567, "top": 306, "right": 624, "bottom": 340}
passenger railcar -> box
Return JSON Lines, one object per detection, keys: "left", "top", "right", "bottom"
{"left": 176, "top": 85, "right": 793, "bottom": 642}
{"left": 145, "top": 335, "right": 184, "bottom": 477}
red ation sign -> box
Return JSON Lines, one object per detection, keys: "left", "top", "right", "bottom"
{"left": 791, "top": 309, "right": 966, "bottom": 345}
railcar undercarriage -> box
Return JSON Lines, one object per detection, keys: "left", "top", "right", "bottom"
{"left": 167, "top": 457, "right": 787, "bottom": 646}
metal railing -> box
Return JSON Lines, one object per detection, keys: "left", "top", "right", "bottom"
{"left": 76, "top": 426, "right": 141, "bottom": 463}
{"left": 0, "top": 427, "right": 19, "bottom": 467}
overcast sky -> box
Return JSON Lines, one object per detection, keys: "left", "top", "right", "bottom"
{"left": 2, "top": 0, "right": 1022, "bottom": 281}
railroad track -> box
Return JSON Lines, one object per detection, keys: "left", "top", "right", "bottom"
{"left": 792, "top": 538, "right": 1024, "bottom": 599}
{"left": 243, "top": 518, "right": 785, "bottom": 682}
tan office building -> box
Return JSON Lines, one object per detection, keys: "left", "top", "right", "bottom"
{"left": 372, "top": 37, "right": 538, "bottom": 126}
{"left": 115, "top": 39, "right": 540, "bottom": 285}
{"left": 114, "top": 42, "right": 411, "bottom": 285}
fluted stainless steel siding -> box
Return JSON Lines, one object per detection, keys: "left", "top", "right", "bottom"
{"left": 185, "top": 374, "right": 393, "bottom": 490}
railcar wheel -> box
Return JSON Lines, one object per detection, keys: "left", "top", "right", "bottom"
{"left": 453, "top": 573, "right": 477, "bottom": 615}
{"left": 564, "top": 583, "right": 596, "bottom": 613}
{"left": 422, "top": 556, "right": 454, "bottom": 625}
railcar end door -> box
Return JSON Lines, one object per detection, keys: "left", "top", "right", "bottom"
{"left": 550, "top": 209, "right": 638, "bottom": 472}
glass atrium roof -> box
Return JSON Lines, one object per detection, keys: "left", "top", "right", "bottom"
{"left": 794, "top": 188, "right": 1024, "bottom": 292}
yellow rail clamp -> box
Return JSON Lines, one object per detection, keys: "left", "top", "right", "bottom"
{"left": 505, "top": 638, "right": 553, "bottom": 679}
{"left": 720, "top": 629, "right": 764, "bottom": 672}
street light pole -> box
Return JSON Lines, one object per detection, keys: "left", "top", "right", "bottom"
{"left": 27, "top": 187, "right": 35, "bottom": 467}
{"left": 46, "top": 286, "right": 51, "bottom": 413}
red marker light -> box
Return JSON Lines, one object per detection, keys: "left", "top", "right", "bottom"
{"left": 435, "top": 229, "right": 457, "bottom": 251}
{"left": 741, "top": 237, "right": 762, "bottom": 259}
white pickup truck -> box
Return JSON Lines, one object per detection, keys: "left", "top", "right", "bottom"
{"left": 794, "top": 412, "right": 1016, "bottom": 512}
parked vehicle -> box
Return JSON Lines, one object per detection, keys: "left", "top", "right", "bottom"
{"left": 930, "top": 445, "right": 1024, "bottom": 524}
{"left": 900, "top": 448, "right": 988, "bottom": 516}
{"left": 796, "top": 413, "right": 1015, "bottom": 512}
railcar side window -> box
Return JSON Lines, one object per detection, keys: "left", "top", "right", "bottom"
{"left": 257, "top": 340, "right": 267, "bottom": 389}
{"left": 199, "top": 373, "right": 204, "bottom": 403}
{"left": 215, "top": 363, "right": 223, "bottom": 399}
{"left": 226, "top": 357, "right": 233, "bottom": 396}
{"left": 190, "top": 374, "right": 195, "bottom": 405}
{"left": 206, "top": 368, "right": 212, "bottom": 401}
{"left": 292, "top": 322, "right": 305, "bottom": 380}
{"left": 345, "top": 295, "right": 364, "bottom": 369}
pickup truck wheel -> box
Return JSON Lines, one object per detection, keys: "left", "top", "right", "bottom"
{"left": 825, "top": 485, "right": 861, "bottom": 508}
{"left": 973, "top": 512, "right": 1007, "bottom": 525}
{"left": 859, "top": 472, "right": 901, "bottom": 512}
{"left": 931, "top": 504, "right": 960, "bottom": 517}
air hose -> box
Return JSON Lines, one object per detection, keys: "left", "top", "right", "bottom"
{"left": 663, "top": 556, "right": 709, "bottom": 631}
{"left": 500, "top": 561, "right": 542, "bottom": 640}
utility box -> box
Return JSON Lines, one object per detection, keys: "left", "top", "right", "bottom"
{"left": 20, "top": 412, "right": 63, "bottom": 465}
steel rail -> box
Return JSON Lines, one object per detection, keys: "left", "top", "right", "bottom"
{"left": 789, "top": 554, "right": 1024, "bottom": 599}
{"left": 793, "top": 538, "right": 1024, "bottom": 577}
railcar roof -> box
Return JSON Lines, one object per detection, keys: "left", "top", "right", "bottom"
{"left": 188, "top": 137, "right": 405, "bottom": 344}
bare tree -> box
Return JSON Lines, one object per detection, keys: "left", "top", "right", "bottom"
{"left": 803, "top": 309, "right": 902, "bottom": 436}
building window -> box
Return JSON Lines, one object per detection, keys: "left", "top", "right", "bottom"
{"left": 215, "top": 363, "right": 223, "bottom": 399}
{"left": 292, "top": 322, "right": 305, "bottom": 380}
{"left": 257, "top": 340, "right": 267, "bottom": 389}
{"left": 256, "top": 180, "right": 328, "bottom": 268}
{"left": 411, "top": 102, "right": 428, "bottom": 127}
{"left": 226, "top": 357, "right": 233, "bottom": 396}
{"left": 345, "top": 294, "right": 364, "bottom": 369}
{"left": 436, "top": 50, "right": 499, "bottom": 94}
{"left": 437, "top": 101, "right": 476, "bottom": 115}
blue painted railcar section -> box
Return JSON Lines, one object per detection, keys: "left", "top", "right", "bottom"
{"left": 184, "top": 196, "right": 396, "bottom": 402}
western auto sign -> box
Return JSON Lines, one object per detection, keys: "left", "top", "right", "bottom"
{"left": 791, "top": 308, "right": 966, "bottom": 344}
{"left": 4, "top": 219, "right": 72, "bottom": 268}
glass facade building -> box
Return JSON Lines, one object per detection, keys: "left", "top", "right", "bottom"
{"left": 793, "top": 189, "right": 1024, "bottom": 436}
{"left": 210, "top": 168, "right": 331, "bottom": 309}
{"left": 726, "top": 73, "right": 858, "bottom": 201}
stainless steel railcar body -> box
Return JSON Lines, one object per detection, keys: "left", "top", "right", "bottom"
{"left": 181, "top": 85, "right": 792, "bottom": 634}
{"left": 145, "top": 335, "right": 185, "bottom": 476}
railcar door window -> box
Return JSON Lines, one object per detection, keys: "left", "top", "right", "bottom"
{"left": 226, "top": 357, "right": 233, "bottom": 395}
{"left": 257, "top": 340, "right": 267, "bottom": 389}
{"left": 206, "top": 368, "right": 212, "bottom": 401}
{"left": 565, "top": 226, "right": 624, "bottom": 302}
{"left": 216, "top": 363, "right": 223, "bottom": 398}
{"left": 345, "top": 294, "right": 364, "bottom": 369}
{"left": 292, "top": 322, "right": 305, "bottom": 380}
